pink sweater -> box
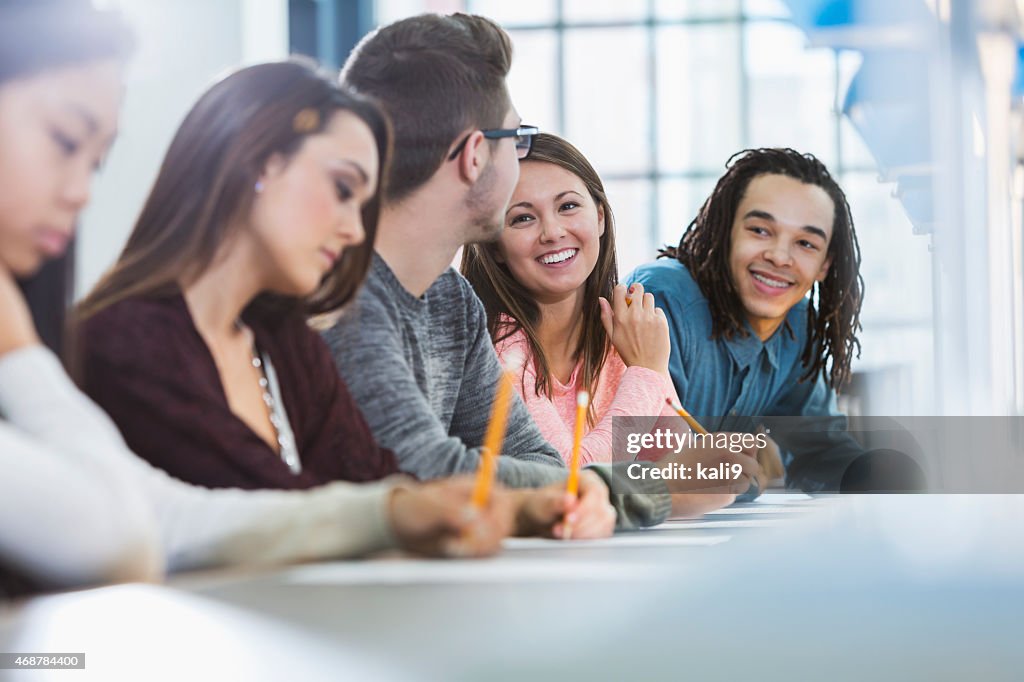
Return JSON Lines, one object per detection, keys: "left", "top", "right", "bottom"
{"left": 496, "top": 326, "right": 681, "bottom": 465}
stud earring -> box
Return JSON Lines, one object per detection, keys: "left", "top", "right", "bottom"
{"left": 254, "top": 180, "right": 264, "bottom": 193}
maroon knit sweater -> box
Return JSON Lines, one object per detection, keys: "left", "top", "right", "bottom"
{"left": 76, "top": 293, "right": 399, "bottom": 490}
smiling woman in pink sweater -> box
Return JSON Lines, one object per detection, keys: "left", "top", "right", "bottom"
{"left": 461, "top": 133, "right": 688, "bottom": 469}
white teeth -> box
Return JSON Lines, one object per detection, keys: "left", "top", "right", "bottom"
{"left": 539, "top": 248, "right": 577, "bottom": 265}
{"left": 752, "top": 272, "right": 791, "bottom": 288}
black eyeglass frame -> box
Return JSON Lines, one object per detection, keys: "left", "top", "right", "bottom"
{"left": 446, "top": 125, "right": 540, "bottom": 161}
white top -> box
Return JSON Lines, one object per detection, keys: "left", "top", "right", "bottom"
{"left": 0, "top": 345, "right": 400, "bottom": 589}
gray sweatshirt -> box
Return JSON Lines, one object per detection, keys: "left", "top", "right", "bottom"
{"left": 322, "top": 254, "right": 670, "bottom": 529}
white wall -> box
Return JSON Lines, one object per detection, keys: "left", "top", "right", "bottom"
{"left": 77, "top": 0, "right": 288, "bottom": 297}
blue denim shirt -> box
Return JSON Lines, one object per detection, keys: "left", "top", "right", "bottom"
{"left": 627, "top": 258, "right": 862, "bottom": 492}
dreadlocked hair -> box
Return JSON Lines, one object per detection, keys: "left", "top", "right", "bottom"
{"left": 659, "top": 148, "right": 863, "bottom": 389}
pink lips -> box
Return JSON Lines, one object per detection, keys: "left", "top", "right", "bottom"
{"left": 748, "top": 269, "right": 794, "bottom": 297}
{"left": 320, "top": 247, "right": 340, "bottom": 267}
{"left": 35, "top": 229, "right": 71, "bottom": 258}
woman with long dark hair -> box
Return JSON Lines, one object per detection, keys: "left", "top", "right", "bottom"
{"left": 74, "top": 59, "right": 403, "bottom": 488}
{"left": 0, "top": 0, "right": 516, "bottom": 596}
{"left": 461, "top": 134, "right": 672, "bottom": 455}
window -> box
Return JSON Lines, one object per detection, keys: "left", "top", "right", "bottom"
{"left": 374, "top": 0, "right": 936, "bottom": 412}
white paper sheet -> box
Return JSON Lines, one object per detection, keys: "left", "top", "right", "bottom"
{"left": 746, "top": 493, "right": 816, "bottom": 503}
{"left": 650, "top": 519, "right": 780, "bottom": 530}
{"left": 502, "top": 534, "right": 731, "bottom": 550}
{"left": 283, "top": 558, "right": 663, "bottom": 585}
{"left": 703, "top": 505, "right": 816, "bottom": 516}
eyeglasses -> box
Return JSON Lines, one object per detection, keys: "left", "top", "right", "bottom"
{"left": 447, "top": 125, "right": 540, "bottom": 161}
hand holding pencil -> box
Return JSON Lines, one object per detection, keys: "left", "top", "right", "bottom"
{"left": 390, "top": 347, "right": 529, "bottom": 557}
{"left": 500, "top": 397, "right": 612, "bottom": 539}
{"left": 514, "top": 391, "right": 614, "bottom": 540}
{"left": 659, "top": 397, "right": 764, "bottom": 516}
{"left": 389, "top": 476, "right": 515, "bottom": 558}
{"left": 511, "top": 470, "right": 615, "bottom": 540}
{"left": 470, "top": 353, "right": 614, "bottom": 540}
{"left": 665, "top": 401, "right": 784, "bottom": 487}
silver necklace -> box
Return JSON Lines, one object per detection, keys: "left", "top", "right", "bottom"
{"left": 244, "top": 326, "right": 302, "bottom": 474}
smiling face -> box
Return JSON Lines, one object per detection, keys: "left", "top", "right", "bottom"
{"left": 247, "top": 110, "right": 379, "bottom": 297}
{"left": 727, "top": 173, "right": 835, "bottom": 340}
{"left": 498, "top": 160, "right": 605, "bottom": 304}
{"left": 0, "top": 60, "right": 122, "bottom": 277}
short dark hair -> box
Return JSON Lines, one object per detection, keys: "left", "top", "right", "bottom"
{"left": 660, "top": 148, "right": 864, "bottom": 389}
{"left": 341, "top": 13, "right": 512, "bottom": 202}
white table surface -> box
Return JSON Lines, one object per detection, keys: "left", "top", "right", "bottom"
{"left": 3, "top": 494, "right": 1022, "bottom": 681}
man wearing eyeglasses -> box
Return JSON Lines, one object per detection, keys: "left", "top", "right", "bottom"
{"left": 323, "top": 12, "right": 673, "bottom": 536}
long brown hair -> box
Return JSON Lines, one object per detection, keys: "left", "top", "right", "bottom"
{"left": 77, "top": 58, "right": 391, "bottom": 323}
{"left": 461, "top": 133, "right": 617, "bottom": 424}
{"left": 660, "top": 148, "right": 863, "bottom": 389}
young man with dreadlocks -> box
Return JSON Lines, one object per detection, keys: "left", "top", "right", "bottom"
{"left": 629, "top": 148, "right": 920, "bottom": 494}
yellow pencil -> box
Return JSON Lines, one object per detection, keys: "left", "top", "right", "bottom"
{"left": 566, "top": 391, "right": 589, "bottom": 496}
{"left": 564, "top": 390, "right": 589, "bottom": 540}
{"left": 471, "top": 351, "right": 523, "bottom": 508}
{"left": 666, "top": 397, "right": 709, "bottom": 435}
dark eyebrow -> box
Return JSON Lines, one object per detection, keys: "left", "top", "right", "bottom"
{"left": 801, "top": 225, "right": 828, "bottom": 241}
{"left": 506, "top": 200, "right": 533, "bottom": 214}
{"left": 742, "top": 209, "right": 775, "bottom": 223}
{"left": 507, "top": 189, "right": 584, "bottom": 215}
{"left": 554, "top": 190, "right": 584, "bottom": 202}
{"left": 743, "top": 209, "right": 827, "bottom": 241}
{"left": 334, "top": 159, "right": 370, "bottom": 184}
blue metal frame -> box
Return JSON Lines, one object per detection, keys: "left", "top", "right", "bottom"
{"left": 289, "top": 0, "right": 375, "bottom": 69}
